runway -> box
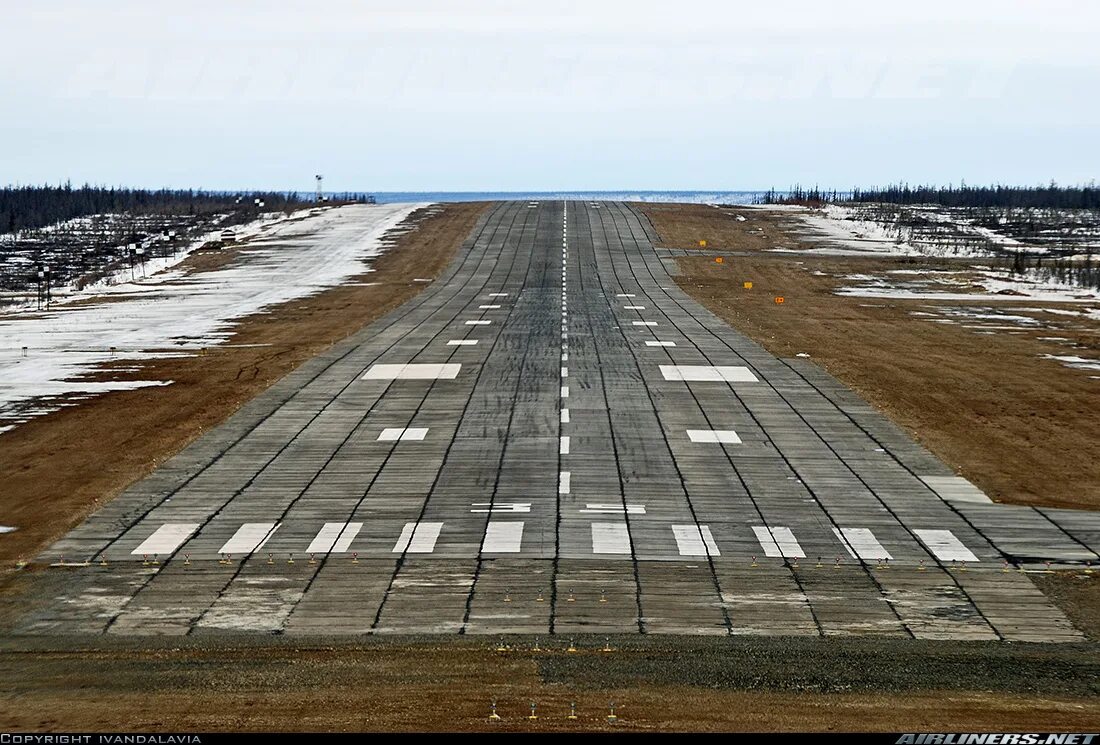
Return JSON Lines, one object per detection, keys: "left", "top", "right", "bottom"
{"left": 17, "top": 201, "right": 1100, "bottom": 640}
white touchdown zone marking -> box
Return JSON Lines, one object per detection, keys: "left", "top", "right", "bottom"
{"left": 131, "top": 523, "right": 199, "bottom": 556}
{"left": 632, "top": 321, "right": 658, "bottom": 326}
{"left": 580, "top": 504, "right": 646, "bottom": 515}
{"left": 306, "top": 522, "right": 363, "bottom": 554}
{"left": 673, "top": 525, "right": 720, "bottom": 557}
{"left": 393, "top": 522, "right": 443, "bottom": 553}
{"left": 482, "top": 521, "right": 524, "bottom": 553}
{"left": 752, "top": 526, "right": 806, "bottom": 558}
{"left": 687, "top": 429, "right": 742, "bottom": 444}
{"left": 363, "top": 363, "right": 461, "bottom": 380}
{"left": 623, "top": 305, "right": 646, "bottom": 310}
{"left": 478, "top": 304, "right": 501, "bottom": 309}
{"left": 219, "top": 522, "right": 279, "bottom": 556}
{"left": 591, "top": 522, "right": 632, "bottom": 554}
{"left": 378, "top": 427, "right": 429, "bottom": 441}
{"left": 834, "top": 527, "right": 893, "bottom": 561}
{"left": 447, "top": 339, "right": 478, "bottom": 346}
{"left": 645, "top": 341, "right": 676, "bottom": 347}
{"left": 660, "top": 365, "right": 758, "bottom": 383}
{"left": 914, "top": 529, "right": 979, "bottom": 562}
{"left": 488, "top": 292, "right": 509, "bottom": 297}
{"left": 465, "top": 320, "right": 491, "bottom": 326}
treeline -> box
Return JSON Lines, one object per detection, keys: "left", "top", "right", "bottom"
{"left": 1, "top": 184, "right": 306, "bottom": 235}
{"left": 758, "top": 182, "right": 1100, "bottom": 209}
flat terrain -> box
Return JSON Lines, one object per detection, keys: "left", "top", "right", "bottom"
{"left": 640, "top": 202, "right": 1100, "bottom": 511}
{"left": 3, "top": 200, "right": 1099, "bottom": 732}
{"left": 0, "top": 202, "right": 487, "bottom": 566}
{"left": 2, "top": 637, "right": 1099, "bottom": 731}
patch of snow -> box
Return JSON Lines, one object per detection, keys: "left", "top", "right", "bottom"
{"left": 0, "top": 525, "right": 17, "bottom": 534}
{"left": 1043, "top": 354, "right": 1100, "bottom": 372}
{"left": 0, "top": 203, "right": 424, "bottom": 433}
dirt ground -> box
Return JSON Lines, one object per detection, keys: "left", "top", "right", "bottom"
{"left": 639, "top": 203, "right": 1100, "bottom": 511}
{"left": 2, "top": 637, "right": 1098, "bottom": 732}
{"left": 0, "top": 202, "right": 488, "bottom": 566}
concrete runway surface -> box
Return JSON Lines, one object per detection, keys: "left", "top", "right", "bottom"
{"left": 17, "top": 201, "right": 1100, "bottom": 641}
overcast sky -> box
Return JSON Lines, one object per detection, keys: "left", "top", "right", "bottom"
{"left": 3, "top": 0, "right": 1098, "bottom": 192}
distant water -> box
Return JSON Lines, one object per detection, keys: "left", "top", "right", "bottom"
{"left": 311, "top": 191, "right": 770, "bottom": 205}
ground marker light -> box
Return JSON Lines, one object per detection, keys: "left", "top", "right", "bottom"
{"left": 504, "top": 589, "right": 512, "bottom": 603}
{"left": 744, "top": 281, "right": 753, "bottom": 289}
{"left": 266, "top": 553, "right": 274, "bottom": 565}
{"left": 532, "top": 638, "right": 541, "bottom": 652}
{"left": 775, "top": 296, "right": 785, "bottom": 304}
{"left": 184, "top": 553, "right": 191, "bottom": 566}
{"left": 99, "top": 556, "right": 108, "bottom": 567}
{"left": 536, "top": 590, "right": 545, "bottom": 602}
{"left": 496, "top": 636, "right": 508, "bottom": 652}
{"left": 569, "top": 702, "right": 578, "bottom": 720}
{"left": 352, "top": 552, "right": 359, "bottom": 564}
{"left": 750, "top": 555, "right": 758, "bottom": 568}
{"left": 287, "top": 553, "right": 295, "bottom": 565}
{"left": 528, "top": 702, "right": 538, "bottom": 721}
{"left": 603, "top": 637, "right": 613, "bottom": 652}
{"left": 567, "top": 639, "right": 577, "bottom": 653}
{"left": 600, "top": 589, "right": 607, "bottom": 603}
{"left": 698, "top": 239, "right": 707, "bottom": 247}
{"left": 919, "top": 558, "right": 927, "bottom": 572}
{"left": 567, "top": 589, "right": 575, "bottom": 602}
{"left": 489, "top": 700, "right": 501, "bottom": 722}
{"left": 608, "top": 703, "right": 618, "bottom": 724}
{"left": 715, "top": 257, "right": 723, "bottom": 264}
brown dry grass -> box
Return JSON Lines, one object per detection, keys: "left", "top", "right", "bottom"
{"left": 0, "top": 202, "right": 489, "bottom": 565}
{"left": 640, "top": 203, "right": 1100, "bottom": 511}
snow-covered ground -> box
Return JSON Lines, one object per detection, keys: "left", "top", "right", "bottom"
{"left": 0, "top": 203, "right": 423, "bottom": 434}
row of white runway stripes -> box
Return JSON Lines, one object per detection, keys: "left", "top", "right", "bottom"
{"left": 127, "top": 520, "right": 981, "bottom": 564}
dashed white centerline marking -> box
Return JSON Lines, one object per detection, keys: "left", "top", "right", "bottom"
{"left": 560, "top": 408, "right": 570, "bottom": 423}
{"left": 558, "top": 471, "right": 571, "bottom": 494}
{"left": 915, "top": 529, "right": 980, "bottom": 562}
{"left": 561, "top": 385, "right": 569, "bottom": 398}
{"left": 561, "top": 366, "right": 568, "bottom": 378}
{"left": 751, "top": 526, "right": 806, "bottom": 558}
{"left": 131, "top": 523, "right": 199, "bottom": 556}
{"left": 559, "top": 436, "right": 570, "bottom": 454}
{"left": 219, "top": 523, "right": 279, "bottom": 556}
{"left": 673, "top": 525, "right": 720, "bottom": 557}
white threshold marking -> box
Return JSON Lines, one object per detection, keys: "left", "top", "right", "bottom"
{"left": 471, "top": 502, "right": 531, "bottom": 513}
{"left": 363, "top": 363, "right": 461, "bottom": 380}
{"left": 645, "top": 341, "right": 676, "bottom": 347}
{"left": 306, "top": 522, "right": 363, "bottom": 554}
{"left": 447, "top": 339, "right": 479, "bottom": 346}
{"left": 592, "top": 522, "right": 632, "bottom": 554}
{"left": 479, "top": 304, "right": 501, "bottom": 309}
{"left": 131, "top": 523, "right": 199, "bottom": 556}
{"left": 559, "top": 436, "right": 570, "bottom": 454}
{"left": 560, "top": 408, "right": 570, "bottom": 423}
{"left": 632, "top": 321, "right": 658, "bottom": 326}
{"left": 378, "top": 427, "right": 429, "bottom": 441}
{"left": 672, "top": 525, "right": 721, "bottom": 557}
{"left": 687, "top": 429, "right": 742, "bottom": 444}
{"left": 482, "top": 521, "right": 524, "bottom": 553}
{"left": 833, "top": 528, "right": 893, "bottom": 561}
{"left": 465, "top": 320, "right": 491, "bottom": 326}
{"left": 219, "top": 522, "right": 280, "bottom": 556}
{"left": 559, "top": 471, "right": 571, "bottom": 494}
{"left": 660, "top": 365, "right": 758, "bottom": 383}
{"left": 580, "top": 503, "right": 646, "bottom": 515}
{"left": 751, "top": 526, "right": 806, "bottom": 558}
{"left": 914, "top": 529, "right": 979, "bottom": 562}
{"left": 393, "top": 522, "right": 443, "bottom": 553}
